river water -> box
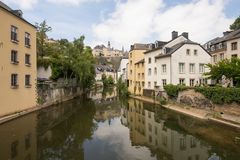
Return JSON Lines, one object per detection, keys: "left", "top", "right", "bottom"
{"left": 0, "top": 89, "right": 240, "bottom": 160}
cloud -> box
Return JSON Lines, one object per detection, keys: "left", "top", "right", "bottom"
{"left": 92, "top": 0, "right": 234, "bottom": 49}
{"left": 2, "top": 0, "right": 38, "bottom": 9}
{"left": 46, "top": 0, "right": 104, "bottom": 5}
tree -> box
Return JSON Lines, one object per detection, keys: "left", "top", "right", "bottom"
{"left": 36, "top": 20, "right": 52, "bottom": 57}
{"left": 205, "top": 58, "right": 240, "bottom": 86}
{"left": 230, "top": 16, "right": 240, "bottom": 31}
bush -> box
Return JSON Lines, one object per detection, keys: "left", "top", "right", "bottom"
{"left": 156, "top": 96, "right": 167, "bottom": 105}
{"left": 164, "top": 84, "right": 190, "bottom": 98}
{"left": 116, "top": 77, "right": 130, "bottom": 98}
{"left": 195, "top": 86, "right": 240, "bottom": 104}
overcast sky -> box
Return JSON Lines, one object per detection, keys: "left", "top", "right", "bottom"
{"left": 2, "top": 0, "right": 240, "bottom": 50}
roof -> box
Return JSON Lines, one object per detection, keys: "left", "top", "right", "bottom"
{"left": 129, "top": 43, "right": 151, "bottom": 51}
{"left": 94, "top": 45, "right": 107, "bottom": 50}
{"left": 144, "top": 41, "right": 168, "bottom": 54}
{"left": 155, "top": 39, "right": 209, "bottom": 59}
{"left": 135, "top": 59, "right": 144, "bottom": 65}
{"left": 207, "top": 29, "right": 240, "bottom": 45}
{"left": 95, "top": 64, "right": 115, "bottom": 74}
{"left": 0, "top": 2, "right": 36, "bottom": 28}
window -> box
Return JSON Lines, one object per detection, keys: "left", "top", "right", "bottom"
{"left": 179, "top": 63, "right": 185, "bottom": 74}
{"left": 186, "top": 49, "right": 190, "bottom": 55}
{"left": 190, "top": 137, "right": 197, "bottom": 148}
{"left": 25, "top": 134, "right": 31, "bottom": 150}
{"left": 138, "top": 73, "right": 140, "bottom": 79}
{"left": 231, "top": 42, "right": 237, "bottom": 50}
{"left": 148, "top": 82, "right": 151, "bottom": 88}
{"left": 220, "top": 53, "right": 224, "bottom": 61}
{"left": 142, "top": 82, "right": 145, "bottom": 87}
{"left": 213, "top": 55, "right": 217, "bottom": 63}
{"left": 130, "top": 70, "right": 132, "bottom": 75}
{"left": 162, "top": 79, "right": 167, "bottom": 86}
{"left": 190, "top": 79, "right": 195, "bottom": 87}
{"left": 25, "top": 54, "right": 31, "bottom": 65}
{"left": 162, "top": 64, "right": 166, "bottom": 74}
{"left": 189, "top": 63, "right": 195, "bottom": 73}
{"left": 11, "top": 50, "right": 18, "bottom": 64}
{"left": 11, "top": 74, "right": 18, "bottom": 87}
{"left": 25, "top": 75, "right": 31, "bottom": 86}
{"left": 149, "top": 135, "right": 152, "bottom": 143}
{"left": 25, "top": 32, "right": 31, "bottom": 47}
{"left": 130, "top": 60, "right": 132, "bottom": 65}
{"left": 154, "top": 67, "right": 157, "bottom": 75}
{"left": 148, "top": 57, "right": 151, "bottom": 64}
{"left": 148, "top": 123, "right": 152, "bottom": 132}
{"left": 130, "top": 53, "right": 132, "bottom": 58}
{"left": 142, "top": 73, "right": 144, "bottom": 79}
{"left": 194, "top": 49, "right": 198, "bottom": 55}
{"left": 179, "top": 78, "right": 185, "bottom": 85}
{"left": 11, "top": 26, "right": 18, "bottom": 42}
{"left": 11, "top": 140, "right": 19, "bottom": 158}
{"left": 232, "top": 54, "right": 238, "bottom": 58}
{"left": 155, "top": 126, "right": 158, "bottom": 135}
{"left": 199, "top": 64, "right": 204, "bottom": 73}
{"left": 148, "top": 68, "right": 151, "bottom": 76}
{"left": 180, "top": 138, "right": 186, "bottom": 150}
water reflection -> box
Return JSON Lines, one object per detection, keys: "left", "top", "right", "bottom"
{"left": 0, "top": 95, "right": 239, "bottom": 160}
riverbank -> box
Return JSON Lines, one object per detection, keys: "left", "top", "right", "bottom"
{"left": 130, "top": 95, "right": 240, "bottom": 129}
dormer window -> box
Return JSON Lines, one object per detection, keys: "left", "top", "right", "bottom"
{"left": 219, "top": 43, "right": 223, "bottom": 49}
{"left": 155, "top": 42, "right": 158, "bottom": 48}
{"left": 211, "top": 46, "right": 215, "bottom": 51}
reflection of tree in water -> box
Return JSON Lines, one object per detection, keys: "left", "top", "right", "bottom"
{"left": 37, "top": 99, "right": 97, "bottom": 160}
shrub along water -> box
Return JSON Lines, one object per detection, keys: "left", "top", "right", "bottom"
{"left": 164, "top": 84, "right": 240, "bottom": 105}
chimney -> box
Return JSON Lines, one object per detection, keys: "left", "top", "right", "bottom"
{"left": 223, "top": 31, "right": 232, "bottom": 36}
{"left": 172, "top": 31, "right": 178, "bottom": 40}
{"left": 182, "top": 32, "right": 189, "bottom": 39}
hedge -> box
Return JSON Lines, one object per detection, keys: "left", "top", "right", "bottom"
{"left": 164, "top": 84, "right": 240, "bottom": 104}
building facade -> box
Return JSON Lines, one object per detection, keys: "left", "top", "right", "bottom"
{"left": 0, "top": 2, "right": 37, "bottom": 117}
{"left": 134, "top": 59, "right": 145, "bottom": 95}
{"left": 127, "top": 43, "right": 150, "bottom": 94}
{"left": 144, "top": 31, "right": 211, "bottom": 95}
{"left": 204, "top": 29, "right": 240, "bottom": 63}
{"left": 117, "top": 57, "right": 129, "bottom": 82}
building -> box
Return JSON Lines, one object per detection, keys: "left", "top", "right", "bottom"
{"left": 204, "top": 29, "right": 240, "bottom": 63}
{"left": 92, "top": 41, "right": 126, "bottom": 57}
{"left": 134, "top": 59, "right": 145, "bottom": 95}
{"left": 0, "top": 2, "right": 37, "bottom": 117}
{"left": 144, "top": 31, "right": 211, "bottom": 95}
{"left": 117, "top": 57, "right": 129, "bottom": 82}
{"left": 127, "top": 43, "right": 150, "bottom": 94}
{"left": 95, "top": 64, "right": 117, "bottom": 84}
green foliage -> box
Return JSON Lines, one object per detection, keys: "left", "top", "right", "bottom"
{"left": 36, "top": 20, "right": 96, "bottom": 91}
{"left": 164, "top": 84, "right": 190, "bottom": 98}
{"left": 156, "top": 96, "right": 167, "bottom": 105}
{"left": 116, "top": 77, "right": 130, "bottom": 98}
{"left": 195, "top": 86, "right": 240, "bottom": 104}
{"left": 205, "top": 58, "right": 240, "bottom": 86}
{"left": 230, "top": 16, "right": 240, "bottom": 31}
{"left": 36, "top": 20, "right": 52, "bottom": 57}
{"left": 102, "top": 74, "right": 114, "bottom": 87}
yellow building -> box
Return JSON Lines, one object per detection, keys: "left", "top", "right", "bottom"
{"left": 128, "top": 43, "right": 149, "bottom": 94}
{"left": 134, "top": 59, "right": 145, "bottom": 95}
{"left": 0, "top": 2, "right": 37, "bottom": 117}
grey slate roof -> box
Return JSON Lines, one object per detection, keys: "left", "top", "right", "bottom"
{"left": 206, "top": 29, "right": 240, "bottom": 45}
{"left": 155, "top": 39, "right": 200, "bottom": 59}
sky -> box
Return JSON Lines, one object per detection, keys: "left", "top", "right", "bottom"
{"left": 2, "top": 0, "right": 240, "bottom": 50}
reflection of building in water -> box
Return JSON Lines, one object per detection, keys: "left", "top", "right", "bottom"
{"left": 126, "top": 99, "right": 147, "bottom": 146}
{"left": 89, "top": 87, "right": 117, "bottom": 103}
{"left": 123, "top": 99, "right": 210, "bottom": 160}
{"left": 120, "top": 108, "right": 128, "bottom": 126}
{"left": 0, "top": 113, "right": 37, "bottom": 160}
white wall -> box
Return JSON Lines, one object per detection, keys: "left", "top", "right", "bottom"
{"left": 156, "top": 56, "right": 171, "bottom": 89}
{"left": 226, "top": 38, "right": 240, "bottom": 59}
{"left": 117, "top": 58, "right": 129, "bottom": 81}
{"left": 144, "top": 50, "right": 161, "bottom": 90}
{"left": 37, "top": 66, "right": 52, "bottom": 80}
{"left": 171, "top": 44, "right": 211, "bottom": 86}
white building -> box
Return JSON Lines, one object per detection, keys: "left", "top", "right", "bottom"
{"left": 144, "top": 31, "right": 211, "bottom": 93}
{"left": 117, "top": 57, "right": 129, "bottom": 81}
{"left": 95, "top": 64, "right": 117, "bottom": 84}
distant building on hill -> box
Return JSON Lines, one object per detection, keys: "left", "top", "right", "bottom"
{"left": 92, "top": 41, "right": 127, "bottom": 57}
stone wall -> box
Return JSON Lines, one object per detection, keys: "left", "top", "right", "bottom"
{"left": 177, "top": 89, "right": 213, "bottom": 109}
{"left": 37, "top": 83, "right": 82, "bottom": 107}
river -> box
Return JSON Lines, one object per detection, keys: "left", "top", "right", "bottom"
{"left": 0, "top": 89, "right": 240, "bottom": 160}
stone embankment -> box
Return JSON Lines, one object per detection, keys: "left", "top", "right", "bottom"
{"left": 130, "top": 92, "right": 240, "bottom": 129}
